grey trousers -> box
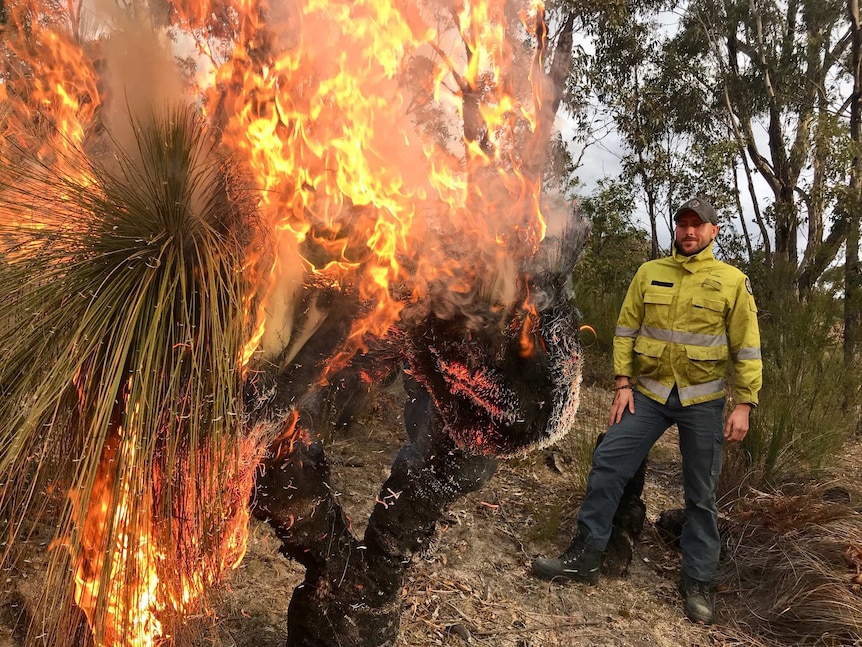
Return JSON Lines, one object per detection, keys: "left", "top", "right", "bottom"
{"left": 577, "top": 387, "right": 725, "bottom": 582}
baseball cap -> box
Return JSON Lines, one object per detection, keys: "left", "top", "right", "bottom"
{"left": 673, "top": 197, "right": 717, "bottom": 225}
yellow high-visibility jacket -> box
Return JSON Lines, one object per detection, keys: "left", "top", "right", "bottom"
{"left": 613, "top": 243, "right": 762, "bottom": 407}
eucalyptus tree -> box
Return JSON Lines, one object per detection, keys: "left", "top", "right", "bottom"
{"left": 535, "top": 0, "right": 631, "bottom": 197}
{"left": 680, "top": 0, "right": 853, "bottom": 295}
{"left": 552, "top": 0, "right": 856, "bottom": 291}
{"left": 847, "top": 0, "right": 861, "bottom": 362}
{"left": 580, "top": 0, "right": 676, "bottom": 257}
{"left": 560, "top": 0, "right": 742, "bottom": 257}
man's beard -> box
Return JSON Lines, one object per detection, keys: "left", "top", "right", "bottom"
{"left": 674, "top": 239, "right": 711, "bottom": 257}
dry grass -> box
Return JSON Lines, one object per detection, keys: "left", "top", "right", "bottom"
{"left": 717, "top": 485, "right": 862, "bottom": 645}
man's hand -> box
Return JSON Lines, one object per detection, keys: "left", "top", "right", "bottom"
{"left": 724, "top": 404, "right": 752, "bottom": 442}
{"left": 609, "top": 378, "right": 635, "bottom": 426}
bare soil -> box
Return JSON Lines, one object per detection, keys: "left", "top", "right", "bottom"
{"left": 2, "top": 383, "right": 861, "bottom": 647}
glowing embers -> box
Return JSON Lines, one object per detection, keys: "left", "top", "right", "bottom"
{"left": 434, "top": 355, "right": 519, "bottom": 427}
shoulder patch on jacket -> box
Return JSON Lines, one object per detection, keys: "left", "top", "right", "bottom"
{"left": 745, "top": 277, "right": 753, "bottom": 294}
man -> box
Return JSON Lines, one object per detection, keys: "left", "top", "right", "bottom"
{"left": 532, "top": 197, "right": 762, "bottom": 625}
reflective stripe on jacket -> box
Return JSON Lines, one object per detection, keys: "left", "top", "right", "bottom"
{"left": 613, "top": 243, "right": 762, "bottom": 407}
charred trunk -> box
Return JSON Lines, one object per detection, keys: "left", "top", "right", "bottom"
{"left": 250, "top": 224, "right": 585, "bottom": 646}
{"left": 253, "top": 422, "right": 400, "bottom": 647}
{"left": 363, "top": 377, "right": 498, "bottom": 574}
{"left": 253, "top": 376, "right": 497, "bottom": 647}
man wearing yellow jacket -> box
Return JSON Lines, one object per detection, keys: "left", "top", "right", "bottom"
{"left": 533, "top": 197, "right": 762, "bottom": 625}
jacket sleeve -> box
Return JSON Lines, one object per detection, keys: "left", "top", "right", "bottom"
{"left": 727, "top": 274, "right": 763, "bottom": 405}
{"left": 613, "top": 266, "right": 645, "bottom": 378}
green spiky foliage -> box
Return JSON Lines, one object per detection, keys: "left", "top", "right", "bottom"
{"left": 0, "top": 104, "right": 263, "bottom": 645}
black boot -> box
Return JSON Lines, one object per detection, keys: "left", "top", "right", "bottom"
{"left": 679, "top": 571, "right": 714, "bottom": 625}
{"left": 532, "top": 528, "right": 602, "bottom": 584}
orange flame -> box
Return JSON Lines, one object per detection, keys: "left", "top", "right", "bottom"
{"left": 69, "top": 426, "right": 163, "bottom": 647}
{"left": 174, "top": 0, "right": 553, "bottom": 371}
{"left": 3, "top": 0, "right": 558, "bottom": 644}
{"left": 67, "top": 416, "right": 260, "bottom": 647}
{"left": 0, "top": 2, "right": 99, "bottom": 182}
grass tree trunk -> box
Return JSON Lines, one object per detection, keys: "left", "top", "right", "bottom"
{"left": 253, "top": 379, "right": 497, "bottom": 647}
{"left": 250, "top": 218, "right": 589, "bottom": 646}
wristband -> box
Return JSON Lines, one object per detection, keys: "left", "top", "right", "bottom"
{"left": 613, "top": 384, "right": 634, "bottom": 392}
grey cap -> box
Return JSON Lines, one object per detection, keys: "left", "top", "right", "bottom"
{"left": 673, "top": 197, "right": 717, "bottom": 225}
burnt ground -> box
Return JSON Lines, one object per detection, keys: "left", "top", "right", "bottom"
{"left": 2, "top": 383, "right": 861, "bottom": 647}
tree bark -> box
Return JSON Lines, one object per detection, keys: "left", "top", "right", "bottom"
{"left": 730, "top": 150, "right": 754, "bottom": 262}
{"left": 720, "top": 0, "right": 847, "bottom": 281}
{"left": 716, "top": 14, "right": 769, "bottom": 265}
{"left": 522, "top": 10, "right": 575, "bottom": 181}
{"left": 847, "top": 0, "right": 862, "bottom": 365}
{"left": 253, "top": 419, "right": 401, "bottom": 647}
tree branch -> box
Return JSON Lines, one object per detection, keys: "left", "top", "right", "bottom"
{"left": 522, "top": 10, "right": 575, "bottom": 181}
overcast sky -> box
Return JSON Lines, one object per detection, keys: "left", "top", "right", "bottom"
{"left": 560, "top": 109, "right": 780, "bottom": 255}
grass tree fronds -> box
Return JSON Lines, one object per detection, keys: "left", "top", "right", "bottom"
{"left": 0, "top": 103, "right": 264, "bottom": 646}
{"left": 719, "top": 290, "right": 862, "bottom": 491}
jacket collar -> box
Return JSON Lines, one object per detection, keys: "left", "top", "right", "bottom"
{"left": 671, "top": 241, "right": 716, "bottom": 273}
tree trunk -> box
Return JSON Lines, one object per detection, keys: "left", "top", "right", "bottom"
{"left": 522, "top": 10, "right": 575, "bottom": 181}
{"left": 848, "top": 202, "right": 861, "bottom": 365}
{"left": 249, "top": 216, "right": 586, "bottom": 646}
{"left": 847, "top": 0, "right": 862, "bottom": 365}
{"left": 730, "top": 155, "right": 754, "bottom": 262}
{"left": 252, "top": 379, "right": 497, "bottom": 647}
{"left": 645, "top": 184, "right": 659, "bottom": 259}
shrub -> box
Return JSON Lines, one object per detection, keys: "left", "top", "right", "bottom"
{"left": 723, "top": 287, "right": 862, "bottom": 491}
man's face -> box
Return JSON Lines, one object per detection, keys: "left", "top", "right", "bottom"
{"left": 674, "top": 212, "right": 718, "bottom": 256}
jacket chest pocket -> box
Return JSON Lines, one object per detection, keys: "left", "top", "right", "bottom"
{"left": 643, "top": 291, "right": 674, "bottom": 326}
{"left": 690, "top": 295, "right": 726, "bottom": 332}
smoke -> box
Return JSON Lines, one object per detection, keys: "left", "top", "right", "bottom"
{"left": 93, "top": 9, "right": 185, "bottom": 154}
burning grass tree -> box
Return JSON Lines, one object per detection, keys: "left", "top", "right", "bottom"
{"left": 0, "top": 0, "right": 588, "bottom": 645}
{"left": 249, "top": 223, "right": 586, "bottom": 646}
{"left": 0, "top": 105, "right": 266, "bottom": 645}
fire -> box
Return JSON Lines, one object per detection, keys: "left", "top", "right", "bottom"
{"left": 69, "top": 426, "right": 164, "bottom": 647}
{"left": 177, "top": 0, "right": 551, "bottom": 368}
{"left": 2, "top": 0, "right": 558, "bottom": 644}
{"left": 70, "top": 451, "right": 257, "bottom": 647}
{"left": 66, "top": 393, "right": 260, "bottom": 647}
{"left": 0, "top": 1, "right": 99, "bottom": 177}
